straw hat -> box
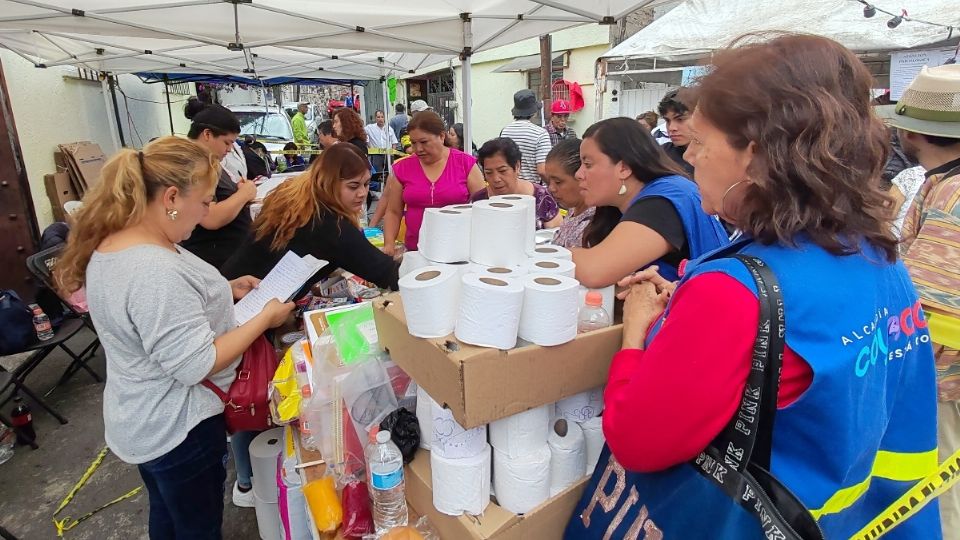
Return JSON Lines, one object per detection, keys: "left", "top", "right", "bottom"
{"left": 876, "top": 64, "right": 960, "bottom": 138}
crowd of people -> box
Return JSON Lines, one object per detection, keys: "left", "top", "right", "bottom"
{"left": 48, "top": 30, "right": 960, "bottom": 540}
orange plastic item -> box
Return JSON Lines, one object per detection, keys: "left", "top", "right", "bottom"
{"left": 381, "top": 526, "right": 425, "bottom": 540}
{"left": 303, "top": 476, "right": 342, "bottom": 533}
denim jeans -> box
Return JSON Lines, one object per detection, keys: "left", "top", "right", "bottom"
{"left": 137, "top": 414, "right": 228, "bottom": 540}
{"left": 229, "top": 430, "right": 260, "bottom": 489}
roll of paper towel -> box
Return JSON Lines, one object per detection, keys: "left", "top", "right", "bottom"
{"left": 489, "top": 405, "right": 550, "bottom": 459}
{"left": 473, "top": 264, "right": 527, "bottom": 280}
{"left": 490, "top": 194, "right": 536, "bottom": 252}
{"left": 529, "top": 245, "right": 573, "bottom": 261}
{"left": 548, "top": 420, "right": 587, "bottom": 496}
{"left": 431, "top": 400, "right": 488, "bottom": 459}
{"left": 431, "top": 445, "right": 492, "bottom": 516}
{"left": 579, "top": 415, "right": 606, "bottom": 475}
{"left": 525, "top": 258, "right": 576, "bottom": 278}
{"left": 518, "top": 275, "right": 580, "bottom": 346}
{"left": 555, "top": 387, "right": 604, "bottom": 423}
{"left": 455, "top": 274, "right": 524, "bottom": 349}
{"left": 470, "top": 200, "right": 527, "bottom": 268}
{"left": 399, "top": 251, "right": 429, "bottom": 278}
{"left": 578, "top": 286, "right": 615, "bottom": 323}
{"left": 399, "top": 266, "right": 461, "bottom": 338}
{"left": 493, "top": 444, "right": 552, "bottom": 515}
{"left": 250, "top": 428, "right": 284, "bottom": 504}
{"left": 419, "top": 207, "right": 471, "bottom": 263}
{"left": 416, "top": 385, "right": 436, "bottom": 450}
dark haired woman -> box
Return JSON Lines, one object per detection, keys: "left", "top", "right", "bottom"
{"left": 446, "top": 122, "right": 478, "bottom": 156}
{"left": 570, "top": 117, "right": 728, "bottom": 288}
{"left": 181, "top": 97, "right": 257, "bottom": 269}
{"left": 545, "top": 138, "right": 599, "bottom": 248}
{"left": 472, "top": 137, "right": 562, "bottom": 229}
{"left": 578, "top": 35, "right": 940, "bottom": 539}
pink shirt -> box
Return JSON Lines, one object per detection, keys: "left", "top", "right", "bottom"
{"left": 394, "top": 148, "right": 476, "bottom": 250}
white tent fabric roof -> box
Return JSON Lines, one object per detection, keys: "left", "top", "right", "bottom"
{"left": 603, "top": 0, "right": 960, "bottom": 60}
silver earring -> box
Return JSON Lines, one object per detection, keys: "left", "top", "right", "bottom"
{"left": 618, "top": 181, "right": 627, "bottom": 196}
{"left": 166, "top": 209, "right": 179, "bottom": 221}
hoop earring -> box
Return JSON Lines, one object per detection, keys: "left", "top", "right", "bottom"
{"left": 166, "top": 209, "right": 179, "bottom": 221}
{"left": 720, "top": 180, "right": 748, "bottom": 218}
{"left": 618, "top": 180, "right": 627, "bottom": 196}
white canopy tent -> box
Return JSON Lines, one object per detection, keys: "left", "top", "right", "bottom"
{"left": 0, "top": 0, "right": 661, "bottom": 150}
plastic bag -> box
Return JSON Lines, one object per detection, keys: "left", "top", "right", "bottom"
{"left": 379, "top": 408, "right": 420, "bottom": 464}
{"left": 303, "top": 475, "right": 342, "bottom": 533}
{"left": 363, "top": 517, "right": 439, "bottom": 540}
{"left": 341, "top": 355, "right": 399, "bottom": 448}
{"left": 341, "top": 480, "right": 375, "bottom": 538}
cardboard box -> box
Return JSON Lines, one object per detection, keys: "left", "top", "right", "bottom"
{"left": 58, "top": 141, "right": 106, "bottom": 193}
{"left": 44, "top": 172, "right": 78, "bottom": 222}
{"left": 374, "top": 293, "right": 622, "bottom": 429}
{"left": 405, "top": 449, "right": 587, "bottom": 540}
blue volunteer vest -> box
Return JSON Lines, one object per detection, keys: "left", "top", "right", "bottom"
{"left": 623, "top": 175, "right": 729, "bottom": 281}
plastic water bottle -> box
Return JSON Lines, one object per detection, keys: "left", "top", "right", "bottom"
{"left": 30, "top": 304, "right": 54, "bottom": 341}
{"left": 578, "top": 291, "right": 612, "bottom": 333}
{"left": 366, "top": 430, "right": 408, "bottom": 533}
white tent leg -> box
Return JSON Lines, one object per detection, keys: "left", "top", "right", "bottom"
{"left": 461, "top": 15, "right": 474, "bottom": 155}
{"left": 101, "top": 77, "right": 121, "bottom": 153}
{"left": 382, "top": 76, "right": 392, "bottom": 173}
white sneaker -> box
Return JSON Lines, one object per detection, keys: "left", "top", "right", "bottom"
{"left": 232, "top": 481, "right": 255, "bottom": 508}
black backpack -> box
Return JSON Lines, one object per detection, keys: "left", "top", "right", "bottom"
{"left": 0, "top": 289, "right": 35, "bottom": 355}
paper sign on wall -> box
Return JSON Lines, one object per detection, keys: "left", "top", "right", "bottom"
{"left": 890, "top": 49, "right": 954, "bottom": 100}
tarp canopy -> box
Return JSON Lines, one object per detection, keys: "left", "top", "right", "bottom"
{"left": 603, "top": 0, "right": 960, "bottom": 61}
{"left": 135, "top": 72, "right": 368, "bottom": 86}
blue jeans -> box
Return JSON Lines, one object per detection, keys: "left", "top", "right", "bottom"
{"left": 229, "top": 430, "right": 260, "bottom": 488}
{"left": 137, "top": 415, "right": 228, "bottom": 540}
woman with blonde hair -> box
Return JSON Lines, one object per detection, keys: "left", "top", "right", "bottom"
{"left": 222, "top": 143, "right": 399, "bottom": 290}
{"left": 56, "top": 136, "right": 293, "bottom": 539}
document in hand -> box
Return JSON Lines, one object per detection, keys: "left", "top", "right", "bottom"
{"left": 233, "top": 251, "right": 328, "bottom": 325}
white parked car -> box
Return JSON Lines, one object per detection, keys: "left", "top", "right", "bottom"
{"left": 227, "top": 104, "right": 295, "bottom": 155}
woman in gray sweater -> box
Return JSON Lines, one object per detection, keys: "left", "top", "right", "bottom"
{"left": 56, "top": 136, "right": 293, "bottom": 539}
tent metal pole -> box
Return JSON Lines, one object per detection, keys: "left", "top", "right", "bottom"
{"left": 101, "top": 76, "right": 122, "bottom": 151}
{"left": 164, "top": 76, "right": 174, "bottom": 135}
{"left": 461, "top": 15, "right": 473, "bottom": 154}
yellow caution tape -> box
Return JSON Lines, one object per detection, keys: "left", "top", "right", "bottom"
{"left": 274, "top": 148, "right": 408, "bottom": 157}
{"left": 52, "top": 446, "right": 143, "bottom": 537}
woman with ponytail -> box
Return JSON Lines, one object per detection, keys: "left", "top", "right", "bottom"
{"left": 56, "top": 136, "right": 294, "bottom": 539}
{"left": 222, "top": 143, "right": 399, "bottom": 290}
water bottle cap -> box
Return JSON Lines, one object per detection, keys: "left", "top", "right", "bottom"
{"left": 585, "top": 291, "right": 603, "bottom": 307}
{"left": 376, "top": 430, "right": 392, "bottom": 444}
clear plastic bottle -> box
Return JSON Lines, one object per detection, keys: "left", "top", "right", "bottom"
{"left": 365, "top": 430, "right": 408, "bottom": 533}
{"left": 577, "top": 291, "right": 612, "bottom": 333}
{"left": 29, "top": 304, "right": 54, "bottom": 341}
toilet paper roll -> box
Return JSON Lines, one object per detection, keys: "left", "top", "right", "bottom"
{"left": 431, "top": 445, "right": 492, "bottom": 516}
{"left": 525, "top": 258, "right": 576, "bottom": 279}
{"left": 399, "top": 251, "right": 429, "bottom": 278}
{"left": 254, "top": 493, "right": 283, "bottom": 540}
{"left": 455, "top": 274, "right": 524, "bottom": 349}
{"left": 548, "top": 420, "right": 587, "bottom": 496}
{"left": 489, "top": 405, "right": 551, "bottom": 459}
{"left": 416, "top": 385, "right": 436, "bottom": 450}
{"left": 399, "top": 266, "right": 461, "bottom": 338}
{"left": 518, "top": 275, "right": 580, "bottom": 346}
{"left": 436, "top": 260, "right": 474, "bottom": 279}
{"left": 250, "top": 427, "right": 284, "bottom": 504}
{"left": 579, "top": 416, "right": 606, "bottom": 475}
{"left": 445, "top": 203, "right": 474, "bottom": 214}
{"left": 528, "top": 245, "right": 573, "bottom": 261}
{"left": 493, "top": 444, "right": 552, "bottom": 515}
{"left": 555, "top": 387, "right": 604, "bottom": 423}
{"left": 472, "top": 264, "right": 527, "bottom": 280}
{"left": 470, "top": 200, "right": 527, "bottom": 268}
{"left": 490, "top": 194, "right": 536, "bottom": 252}
{"left": 420, "top": 207, "right": 471, "bottom": 263}
{"left": 431, "top": 400, "right": 488, "bottom": 459}
{"left": 578, "top": 286, "right": 615, "bottom": 323}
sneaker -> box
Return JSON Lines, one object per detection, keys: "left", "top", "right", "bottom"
{"left": 232, "top": 481, "right": 255, "bottom": 508}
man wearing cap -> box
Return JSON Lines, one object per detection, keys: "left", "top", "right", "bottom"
{"left": 292, "top": 102, "right": 310, "bottom": 147}
{"left": 879, "top": 63, "right": 960, "bottom": 540}
{"left": 546, "top": 99, "right": 577, "bottom": 146}
{"left": 500, "top": 89, "right": 553, "bottom": 184}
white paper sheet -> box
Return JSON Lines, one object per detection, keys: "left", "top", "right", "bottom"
{"left": 234, "top": 251, "right": 327, "bottom": 325}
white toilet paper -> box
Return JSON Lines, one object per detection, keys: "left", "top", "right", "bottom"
{"left": 416, "top": 385, "right": 436, "bottom": 450}
{"left": 455, "top": 274, "right": 524, "bottom": 349}
{"left": 431, "top": 400, "right": 488, "bottom": 459}
{"left": 470, "top": 200, "right": 528, "bottom": 268}
{"left": 528, "top": 245, "right": 573, "bottom": 261}
{"left": 525, "top": 258, "right": 576, "bottom": 278}
{"left": 493, "top": 444, "right": 552, "bottom": 515}
{"left": 399, "top": 251, "right": 429, "bottom": 278}
{"left": 555, "top": 387, "right": 604, "bottom": 423}
{"left": 436, "top": 260, "right": 474, "bottom": 279}
{"left": 399, "top": 266, "right": 461, "bottom": 338}
{"left": 489, "top": 405, "right": 551, "bottom": 459}
{"left": 431, "top": 445, "right": 492, "bottom": 516}
{"left": 445, "top": 203, "right": 474, "bottom": 214}
{"left": 579, "top": 416, "right": 606, "bottom": 475}
{"left": 518, "top": 275, "right": 580, "bottom": 346}
{"left": 420, "top": 207, "right": 471, "bottom": 263}
{"left": 548, "top": 420, "right": 587, "bottom": 496}
{"left": 250, "top": 427, "right": 284, "bottom": 504}
{"left": 578, "top": 286, "right": 615, "bottom": 324}
{"left": 490, "top": 194, "right": 536, "bottom": 252}
{"left": 472, "top": 264, "right": 527, "bottom": 280}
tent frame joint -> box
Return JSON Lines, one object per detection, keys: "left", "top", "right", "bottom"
{"left": 460, "top": 12, "right": 471, "bottom": 22}
{"left": 600, "top": 16, "right": 615, "bottom": 25}
{"left": 71, "top": 8, "right": 84, "bottom": 17}
{"left": 226, "top": 42, "right": 243, "bottom": 51}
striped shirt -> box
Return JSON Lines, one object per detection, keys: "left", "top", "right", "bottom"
{"left": 500, "top": 120, "right": 552, "bottom": 184}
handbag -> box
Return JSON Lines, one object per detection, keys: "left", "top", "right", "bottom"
{"left": 564, "top": 254, "right": 824, "bottom": 540}
{"left": 202, "top": 334, "right": 279, "bottom": 434}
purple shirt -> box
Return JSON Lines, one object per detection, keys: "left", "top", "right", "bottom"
{"left": 470, "top": 182, "right": 560, "bottom": 229}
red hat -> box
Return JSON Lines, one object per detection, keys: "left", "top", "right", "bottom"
{"left": 551, "top": 100, "right": 572, "bottom": 115}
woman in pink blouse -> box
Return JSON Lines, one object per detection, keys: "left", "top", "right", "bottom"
{"left": 382, "top": 111, "right": 485, "bottom": 255}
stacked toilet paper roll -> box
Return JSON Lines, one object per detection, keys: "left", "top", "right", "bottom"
{"left": 455, "top": 274, "right": 525, "bottom": 349}
{"left": 525, "top": 258, "right": 576, "bottom": 278}
{"left": 399, "top": 266, "right": 461, "bottom": 338}
{"left": 578, "top": 286, "right": 615, "bottom": 323}
{"left": 435, "top": 260, "right": 474, "bottom": 279}
{"left": 250, "top": 428, "right": 284, "bottom": 503}
{"left": 419, "top": 207, "right": 471, "bottom": 263}
{"left": 518, "top": 275, "right": 580, "bottom": 346}
{"left": 548, "top": 420, "right": 587, "bottom": 496}
{"left": 529, "top": 245, "right": 572, "bottom": 261}
{"left": 431, "top": 445, "right": 492, "bottom": 516}
{"left": 445, "top": 203, "right": 474, "bottom": 213}
{"left": 489, "top": 405, "right": 551, "bottom": 459}
{"left": 416, "top": 385, "right": 437, "bottom": 450}
{"left": 470, "top": 200, "right": 527, "bottom": 268}
{"left": 493, "top": 444, "right": 552, "bottom": 515}
{"left": 399, "top": 251, "right": 430, "bottom": 278}
{"left": 579, "top": 415, "right": 606, "bottom": 475}
{"left": 490, "top": 194, "right": 536, "bottom": 252}
{"left": 430, "top": 400, "right": 488, "bottom": 459}
{"left": 555, "top": 387, "right": 604, "bottom": 423}
{"left": 472, "top": 264, "right": 527, "bottom": 280}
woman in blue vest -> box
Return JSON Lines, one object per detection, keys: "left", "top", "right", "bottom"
{"left": 570, "top": 117, "right": 729, "bottom": 288}
{"left": 574, "top": 35, "right": 941, "bottom": 539}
